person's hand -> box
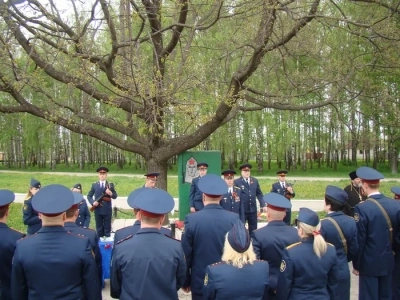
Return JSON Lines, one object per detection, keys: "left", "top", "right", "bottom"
{"left": 352, "top": 269, "right": 359, "bottom": 276}
{"left": 262, "top": 206, "right": 268, "bottom": 213}
{"left": 286, "top": 186, "right": 293, "bottom": 193}
{"left": 190, "top": 207, "right": 196, "bottom": 213}
{"left": 105, "top": 188, "right": 112, "bottom": 196}
{"left": 182, "top": 286, "right": 191, "bottom": 293}
{"left": 93, "top": 201, "right": 99, "bottom": 207}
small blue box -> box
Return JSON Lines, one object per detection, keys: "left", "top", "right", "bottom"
{"left": 99, "top": 240, "right": 113, "bottom": 281}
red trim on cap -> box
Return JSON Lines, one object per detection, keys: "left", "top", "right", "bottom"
{"left": 267, "top": 204, "right": 286, "bottom": 212}
{"left": 241, "top": 168, "right": 250, "bottom": 171}
{"left": 362, "top": 179, "right": 380, "bottom": 184}
{"left": 69, "top": 204, "right": 79, "bottom": 210}
{"left": 140, "top": 210, "right": 163, "bottom": 218}
{"left": 223, "top": 174, "right": 235, "bottom": 177}
{"left": 278, "top": 173, "right": 287, "bottom": 176}
{"left": 204, "top": 193, "right": 222, "bottom": 198}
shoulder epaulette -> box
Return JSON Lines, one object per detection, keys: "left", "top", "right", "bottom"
{"left": 234, "top": 186, "right": 240, "bottom": 189}
{"left": 68, "top": 232, "right": 86, "bottom": 238}
{"left": 20, "top": 233, "right": 37, "bottom": 240}
{"left": 210, "top": 261, "right": 226, "bottom": 267}
{"left": 327, "top": 242, "right": 334, "bottom": 247}
{"left": 84, "top": 227, "right": 95, "bottom": 232}
{"left": 117, "top": 235, "right": 133, "bottom": 244}
{"left": 164, "top": 234, "right": 180, "bottom": 242}
{"left": 10, "top": 228, "right": 26, "bottom": 235}
{"left": 286, "top": 242, "right": 301, "bottom": 250}
{"left": 252, "top": 227, "right": 263, "bottom": 232}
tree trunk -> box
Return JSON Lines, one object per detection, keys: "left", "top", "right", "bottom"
{"left": 147, "top": 157, "right": 170, "bottom": 225}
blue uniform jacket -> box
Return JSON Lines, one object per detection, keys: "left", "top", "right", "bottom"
{"left": 276, "top": 238, "right": 339, "bottom": 300}
{"left": 271, "top": 182, "right": 296, "bottom": 198}
{"left": 234, "top": 177, "right": 265, "bottom": 213}
{"left": 0, "top": 223, "right": 25, "bottom": 300}
{"left": 22, "top": 196, "right": 42, "bottom": 234}
{"left": 114, "top": 220, "right": 171, "bottom": 245}
{"left": 353, "top": 194, "right": 400, "bottom": 276}
{"left": 75, "top": 200, "right": 91, "bottom": 228}
{"left": 181, "top": 204, "right": 239, "bottom": 296}
{"left": 64, "top": 222, "right": 103, "bottom": 289}
{"left": 87, "top": 181, "right": 117, "bottom": 215}
{"left": 110, "top": 228, "right": 186, "bottom": 300}
{"left": 321, "top": 212, "right": 358, "bottom": 271}
{"left": 12, "top": 226, "right": 101, "bottom": 300}
{"left": 320, "top": 212, "right": 358, "bottom": 300}
{"left": 219, "top": 186, "right": 245, "bottom": 222}
{"left": 203, "top": 260, "right": 270, "bottom": 300}
{"left": 189, "top": 176, "right": 204, "bottom": 211}
{"left": 252, "top": 221, "right": 300, "bottom": 291}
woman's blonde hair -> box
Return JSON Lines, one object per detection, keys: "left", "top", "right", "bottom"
{"left": 24, "top": 189, "right": 33, "bottom": 200}
{"left": 221, "top": 235, "right": 256, "bottom": 268}
{"left": 298, "top": 221, "right": 327, "bottom": 258}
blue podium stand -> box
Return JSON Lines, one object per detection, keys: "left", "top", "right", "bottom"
{"left": 99, "top": 239, "right": 113, "bottom": 285}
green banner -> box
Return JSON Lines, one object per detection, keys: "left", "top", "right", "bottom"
{"left": 177, "top": 151, "right": 221, "bottom": 220}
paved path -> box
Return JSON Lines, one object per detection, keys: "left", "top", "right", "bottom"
{"left": 1, "top": 169, "right": 400, "bottom": 182}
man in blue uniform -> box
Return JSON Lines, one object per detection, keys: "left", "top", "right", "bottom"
{"left": 234, "top": 163, "right": 266, "bottom": 235}
{"left": 392, "top": 186, "right": 400, "bottom": 300}
{"left": 220, "top": 170, "right": 245, "bottom": 222}
{"left": 0, "top": 189, "right": 25, "bottom": 300}
{"left": 143, "top": 172, "right": 160, "bottom": 188}
{"left": 252, "top": 193, "right": 300, "bottom": 299}
{"left": 271, "top": 170, "right": 295, "bottom": 225}
{"left": 110, "top": 188, "right": 186, "bottom": 300}
{"left": 87, "top": 166, "right": 118, "bottom": 237}
{"left": 12, "top": 184, "right": 101, "bottom": 300}
{"left": 182, "top": 174, "right": 239, "bottom": 300}
{"left": 320, "top": 185, "right": 359, "bottom": 300}
{"left": 352, "top": 167, "right": 400, "bottom": 300}
{"left": 203, "top": 220, "right": 270, "bottom": 300}
{"left": 189, "top": 162, "right": 208, "bottom": 212}
{"left": 64, "top": 191, "right": 103, "bottom": 290}
{"left": 113, "top": 187, "right": 171, "bottom": 246}
{"left": 23, "top": 178, "right": 42, "bottom": 235}
{"left": 72, "top": 183, "right": 91, "bottom": 228}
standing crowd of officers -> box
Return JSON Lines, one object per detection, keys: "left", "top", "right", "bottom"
{"left": 1, "top": 163, "right": 400, "bottom": 299}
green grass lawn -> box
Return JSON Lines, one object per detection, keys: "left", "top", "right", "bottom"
{"left": 1, "top": 173, "right": 398, "bottom": 199}
{"left": 6, "top": 203, "right": 325, "bottom": 233}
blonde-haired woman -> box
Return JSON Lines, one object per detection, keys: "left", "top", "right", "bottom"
{"left": 22, "top": 178, "right": 42, "bottom": 235}
{"left": 276, "top": 207, "right": 338, "bottom": 300}
{"left": 203, "top": 220, "right": 269, "bottom": 300}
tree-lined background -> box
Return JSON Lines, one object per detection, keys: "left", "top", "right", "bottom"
{"left": 0, "top": 0, "right": 400, "bottom": 188}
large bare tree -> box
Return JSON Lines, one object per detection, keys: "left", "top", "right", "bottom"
{"left": 0, "top": 0, "right": 399, "bottom": 187}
